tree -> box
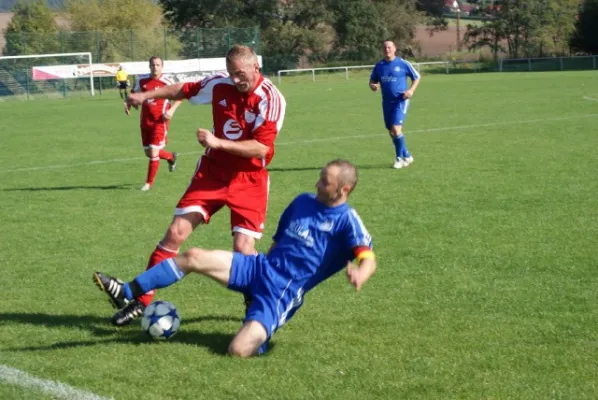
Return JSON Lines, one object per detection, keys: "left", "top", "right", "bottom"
{"left": 570, "top": 0, "right": 598, "bottom": 54}
{"left": 261, "top": 0, "right": 334, "bottom": 72}
{"left": 3, "top": 0, "right": 60, "bottom": 56}
{"left": 465, "top": 0, "right": 579, "bottom": 59}
{"left": 159, "top": 0, "right": 279, "bottom": 30}
{"left": 328, "top": 0, "right": 386, "bottom": 61}
{"left": 63, "top": 0, "right": 182, "bottom": 62}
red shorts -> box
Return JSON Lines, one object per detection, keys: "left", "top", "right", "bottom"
{"left": 175, "top": 157, "right": 269, "bottom": 239}
{"left": 141, "top": 122, "right": 168, "bottom": 149}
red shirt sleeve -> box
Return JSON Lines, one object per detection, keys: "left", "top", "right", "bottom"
{"left": 252, "top": 84, "right": 286, "bottom": 148}
{"left": 181, "top": 81, "right": 202, "bottom": 99}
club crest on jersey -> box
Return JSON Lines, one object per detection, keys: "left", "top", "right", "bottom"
{"left": 223, "top": 119, "right": 243, "bottom": 140}
{"left": 394, "top": 66, "right": 401, "bottom": 72}
{"left": 319, "top": 220, "right": 334, "bottom": 232}
{"left": 244, "top": 110, "right": 256, "bottom": 123}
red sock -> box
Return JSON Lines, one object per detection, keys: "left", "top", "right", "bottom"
{"left": 158, "top": 149, "right": 173, "bottom": 162}
{"left": 137, "top": 244, "right": 179, "bottom": 306}
{"left": 146, "top": 157, "right": 160, "bottom": 185}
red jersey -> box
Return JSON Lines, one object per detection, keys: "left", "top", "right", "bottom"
{"left": 182, "top": 73, "right": 286, "bottom": 171}
{"left": 133, "top": 74, "right": 175, "bottom": 128}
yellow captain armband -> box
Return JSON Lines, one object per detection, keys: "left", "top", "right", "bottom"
{"left": 356, "top": 250, "right": 375, "bottom": 262}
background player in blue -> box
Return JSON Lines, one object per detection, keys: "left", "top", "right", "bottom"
{"left": 369, "top": 40, "right": 421, "bottom": 169}
{"left": 93, "top": 159, "right": 376, "bottom": 357}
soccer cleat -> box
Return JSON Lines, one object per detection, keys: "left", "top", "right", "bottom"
{"left": 140, "top": 183, "right": 152, "bottom": 191}
{"left": 93, "top": 271, "right": 128, "bottom": 310}
{"left": 111, "top": 299, "right": 146, "bottom": 327}
{"left": 403, "top": 155, "right": 414, "bottom": 165}
{"left": 393, "top": 158, "right": 408, "bottom": 169}
{"left": 168, "top": 152, "right": 178, "bottom": 172}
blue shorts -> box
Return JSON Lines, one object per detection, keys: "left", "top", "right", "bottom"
{"left": 382, "top": 99, "right": 410, "bottom": 130}
{"left": 228, "top": 253, "right": 304, "bottom": 339}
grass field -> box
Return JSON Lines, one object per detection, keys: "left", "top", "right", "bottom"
{"left": 1, "top": 70, "right": 597, "bottom": 399}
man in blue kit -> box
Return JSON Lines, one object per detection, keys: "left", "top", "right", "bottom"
{"left": 93, "top": 159, "right": 377, "bottom": 357}
{"left": 369, "top": 40, "right": 421, "bottom": 169}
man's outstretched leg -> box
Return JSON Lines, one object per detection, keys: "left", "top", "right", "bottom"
{"left": 94, "top": 247, "right": 232, "bottom": 323}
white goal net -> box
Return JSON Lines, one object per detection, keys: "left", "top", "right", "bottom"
{"left": 0, "top": 52, "right": 94, "bottom": 101}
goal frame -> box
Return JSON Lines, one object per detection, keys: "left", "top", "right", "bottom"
{"left": 0, "top": 52, "right": 95, "bottom": 96}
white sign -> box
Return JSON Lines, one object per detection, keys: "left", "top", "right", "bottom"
{"left": 32, "top": 56, "right": 263, "bottom": 81}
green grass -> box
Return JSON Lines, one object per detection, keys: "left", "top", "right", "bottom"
{"left": 1, "top": 71, "right": 598, "bottom": 399}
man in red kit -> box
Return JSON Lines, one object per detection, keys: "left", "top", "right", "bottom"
{"left": 99, "top": 45, "right": 286, "bottom": 326}
{"left": 126, "top": 56, "right": 183, "bottom": 191}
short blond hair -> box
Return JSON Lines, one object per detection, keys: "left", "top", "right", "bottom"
{"left": 325, "top": 159, "right": 359, "bottom": 194}
{"left": 226, "top": 44, "right": 258, "bottom": 65}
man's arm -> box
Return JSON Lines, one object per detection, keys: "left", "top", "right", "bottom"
{"left": 163, "top": 99, "right": 183, "bottom": 120}
{"left": 369, "top": 80, "right": 379, "bottom": 92}
{"left": 196, "top": 128, "right": 270, "bottom": 158}
{"left": 346, "top": 255, "right": 377, "bottom": 291}
{"left": 404, "top": 77, "right": 421, "bottom": 99}
{"left": 127, "top": 82, "right": 186, "bottom": 106}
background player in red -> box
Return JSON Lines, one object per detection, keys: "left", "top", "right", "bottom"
{"left": 106, "top": 45, "right": 286, "bottom": 326}
{"left": 125, "top": 56, "right": 182, "bottom": 191}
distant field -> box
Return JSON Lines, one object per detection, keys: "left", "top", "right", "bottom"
{"left": 1, "top": 71, "right": 597, "bottom": 399}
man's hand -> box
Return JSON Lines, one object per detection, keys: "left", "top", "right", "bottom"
{"left": 196, "top": 128, "right": 220, "bottom": 149}
{"left": 346, "top": 262, "right": 365, "bottom": 291}
{"left": 163, "top": 109, "right": 175, "bottom": 120}
{"left": 403, "top": 89, "right": 414, "bottom": 99}
{"left": 126, "top": 92, "right": 145, "bottom": 107}
{"left": 369, "top": 82, "right": 379, "bottom": 92}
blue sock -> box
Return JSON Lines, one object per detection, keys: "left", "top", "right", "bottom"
{"left": 257, "top": 339, "right": 269, "bottom": 356}
{"left": 402, "top": 135, "right": 411, "bottom": 158}
{"left": 123, "top": 258, "right": 185, "bottom": 300}
{"left": 392, "top": 136, "right": 402, "bottom": 159}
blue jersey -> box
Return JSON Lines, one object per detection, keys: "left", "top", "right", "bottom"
{"left": 370, "top": 57, "right": 420, "bottom": 102}
{"left": 267, "top": 193, "right": 373, "bottom": 293}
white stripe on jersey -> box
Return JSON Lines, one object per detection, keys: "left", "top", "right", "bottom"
{"left": 349, "top": 208, "right": 372, "bottom": 248}
{"left": 253, "top": 78, "right": 286, "bottom": 132}
{"left": 404, "top": 60, "right": 421, "bottom": 80}
{"left": 189, "top": 72, "right": 232, "bottom": 105}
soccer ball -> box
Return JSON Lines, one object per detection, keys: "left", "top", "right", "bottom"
{"left": 141, "top": 300, "right": 181, "bottom": 340}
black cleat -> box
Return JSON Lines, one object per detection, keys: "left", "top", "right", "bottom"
{"left": 93, "top": 271, "right": 128, "bottom": 310}
{"left": 111, "top": 300, "right": 146, "bottom": 327}
{"left": 168, "top": 152, "right": 178, "bottom": 172}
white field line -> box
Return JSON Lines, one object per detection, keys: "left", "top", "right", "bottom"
{"left": 582, "top": 95, "right": 598, "bottom": 101}
{"left": 0, "top": 364, "right": 113, "bottom": 400}
{"left": 4, "top": 113, "right": 598, "bottom": 174}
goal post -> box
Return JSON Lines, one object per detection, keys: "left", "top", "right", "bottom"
{"left": 0, "top": 52, "right": 94, "bottom": 100}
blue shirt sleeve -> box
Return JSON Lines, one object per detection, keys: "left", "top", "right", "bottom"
{"left": 405, "top": 60, "right": 420, "bottom": 81}
{"left": 344, "top": 208, "right": 373, "bottom": 250}
{"left": 369, "top": 64, "right": 379, "bottom": 83}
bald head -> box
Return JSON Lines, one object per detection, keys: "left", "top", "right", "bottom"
{"left": 325, "top": 159, "right": 359, "bottom": 194}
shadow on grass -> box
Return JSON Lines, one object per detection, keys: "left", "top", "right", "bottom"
{"left": 0, "top": 312, "right": 242, "bottom": 355}
{"left": 2, "top": 184, "right": 134, "bottom": 191}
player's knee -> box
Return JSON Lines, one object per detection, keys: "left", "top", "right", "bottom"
{"left": 181, "top": 247, "right": 205, "bottom": 271}
{"left": 227, "top": 340, "right": 257, "bottom": 358}
{"left": 164, "top": 224, "right": 190, "bottom": 246}
{"left": 233, "top": 235, "right": 256, "bottom": 255}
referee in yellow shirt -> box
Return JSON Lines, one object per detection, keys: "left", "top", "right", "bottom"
{"left": 116, "top": 66, "right": 130, "bottom": 99}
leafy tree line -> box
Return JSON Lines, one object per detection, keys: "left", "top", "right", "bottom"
{"left": 159, "top": 0, "right": 598, "bottom": 66}
{"left": 463, "top": 0, "right": 596, "bottom": 60}
{"left": 2, "top": 0, "right": 598, "bottom": 72}
{"left": 0, "top": 0, "right": 63, "bottom": 12}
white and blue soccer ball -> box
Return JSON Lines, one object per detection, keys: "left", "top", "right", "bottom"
{"left": 141, "top": 300, "right": 181, "bottom": 340}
